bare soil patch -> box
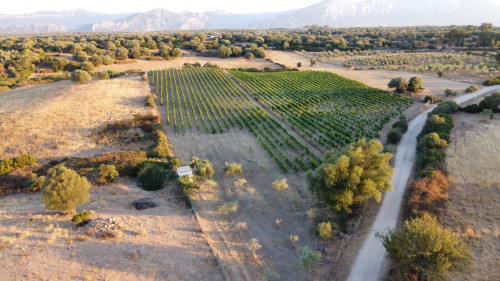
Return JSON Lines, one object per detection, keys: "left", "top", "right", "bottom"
{"left": 0, "top": 75, "right": 153, "bottom": 160}
{"left": 0, "top": 180, "right": 224, "bottom": 281}
{"left": 443, "top": 112, "right": 500, "bottom": 281}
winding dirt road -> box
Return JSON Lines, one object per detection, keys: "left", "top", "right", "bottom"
{"left": 347, "top": 85, "right": 500, "bottom": 281}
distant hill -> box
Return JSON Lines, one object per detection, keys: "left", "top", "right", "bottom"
{"left": 0, "top": 0, "right": 499, "bottom": 33}
{"left": 0, "top": 9, "right": 132, "bottom": 32}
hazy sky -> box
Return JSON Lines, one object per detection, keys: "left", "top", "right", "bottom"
{"left": 1, "top": 0, "right": 324, "bottom": 14}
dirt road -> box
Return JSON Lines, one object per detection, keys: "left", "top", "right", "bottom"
{"left": 347, "top": 85, "right": 500, "bottom": 281}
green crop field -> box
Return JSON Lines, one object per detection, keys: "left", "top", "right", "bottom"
{"left": 229, "top": 70, "right": 413, "bottom": 151}
{"left": 149, "top": 67, "right": 320, "bottom": 173}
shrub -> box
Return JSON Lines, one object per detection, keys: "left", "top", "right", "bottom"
{"left": 444, "top": 88, "right": 457, "bottom": 97}
{"left": 430, "top": 100, "right": 460, "bottom": 115}
{"left": 408, "top": 76, "right": 423, "bottom": 92}
{"left": 97, "top": 164, "right": 119, "bottom": 184}
{"left": 388, "top": 77, "right": 408, "bottom": 93}
{"left": 116, "top": 157, "right": 147, "bottom": 177}
{"left": 73, "top": 51, "right": 88, "bottom": 62}
{"left": 463, "top": 104, "right": 481, "bottom": 113}
{"left": 13, "top": 155, "right": 37, "bottom": 169}
{"left": 318, "top": 221, "right": 333, "bottom": 240}
{"left": 465, "top": 86, "right": 478, "bottom": 93}
{"left": 297, "top": 62, "right": 302, "bottom": 67}
{"left": 176, "top": 175, "right": 199, "bottom": 195}
{"left": 387, "top": 129, "right": 403, "bottom": 144}
{"left": 483, "top": 76, "right": 500, "bottom": 86}
{"left": 71, "top": 210, "right": 91, "bottom": 223}
{"left": 147, "top": 126, "right": 172, "bottom": 158}
{"left": 409, "top": 170, "right": 450, "bottom": 215}
{"left": 218, "top": 201, "right": 239, "bottom": 214}
{"left": 437, "top": 70, "right": 444, "bottom": 77}
{"left": 189, "top": 157, "right": 214, "bottom": 179}
{"left": 246, "top": 238, "right": 262, "bottom": 260}
{"left": 392, "top": 120, "right": 408, "bottom": 133}
{"left": 262, "top": 267, "right": 280, "bottom": 281}
{"left": 41, "top": 167, "right": 91, "bottom": 212}
{"left": 71, "top": 70, "right": 92, "bottom": 83}
{"left": 224, "top": 162, "right": 242, "bottom": 174}
{"left": 80, "top": 61, "right": 94, "bottom": 72}
{"left": 272, "top": 178, "right": 288, "bottom": 195}
{"left": 0, "top": 158, "right": 14, "bottom": 176}
{"left": 300, "top": 247, "right": 321, "bottom": 268}
{"left": 98, "top": 71, "right": 110, "bottom": 80}
{"left": 137, "top": 163, "right": 167, "bottom": 191}
{"left": 478, "top": 92, "right": 500, "bottom": 112}
{"left": 91, "top": 55, "right": 103, "bottom": 67}
{"left": 102, "top": 55, "right": 114, "bottom": 65}
{"left": 377, "top": 213, "right": 471, "bottom": 280}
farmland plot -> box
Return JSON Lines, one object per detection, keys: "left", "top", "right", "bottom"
{"left": 230, "top": 70, "right": 412, "bottom": 151}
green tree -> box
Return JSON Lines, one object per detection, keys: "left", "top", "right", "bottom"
{"left": 137, "top": 163, "right": 167, "bottom": 191}
{"left": 41, "top": 167, "right": 91, "bottom": 212}
{"left": 307, "top": 139, "right": 393, "bottom": 214}
{"left": 408, "top": 76, "right": 423, "bottom": 92}
{"left": 171, "top": 48, "right": 183, "bottom": 58}
{"left": 80, "top": 61, "right": 94, "bottom": 71}
{"left": 73, "top": 51, "right": 88, "bottom": 62}
{"left": 377, "top": 214, "right": 471, "bottom": 280}
{"left": 217, "top": 45, "right": 232, "bottom": 58}
{"left": 71, "top": 70, "right": 92, "bottom": 83}
{"left": 478, "top": 92, "right": 500, "bottom": 112}
{"left": 115, "top": 47, "right": 129, "bottom": 60}
{"left": 300, "top": 247, "right": 321, "bottom": 268}
{"left": 51, "top": 58, "right": 68, "bottom": 72}
{"left": 479, "top": 23, "right": 493, "bottom": 47}
{"left": 244, "top": 52, "right": 254, "bottom": 60}
{"left": 388, "top": 77, "right": 408, "bottom": 93}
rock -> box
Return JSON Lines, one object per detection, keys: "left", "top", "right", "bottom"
{"left": 84, "top": 217, "right": 124, "bottom": 240}
{"left": 132, "top": 198, "right": 157, "bottom": 210}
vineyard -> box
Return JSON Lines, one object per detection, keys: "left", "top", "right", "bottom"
{"left": 229, "top": 70, "right": 413, "bottom": 151}
{"left": 149, "top": 67, "right": 320, "bottom": 173}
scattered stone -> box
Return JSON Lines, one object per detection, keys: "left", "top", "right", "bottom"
{"left": 132, "top": 198, "right": 157, "bottom": 210}
{"left": 84, "top": 217, "right": 124, "bottom": 240}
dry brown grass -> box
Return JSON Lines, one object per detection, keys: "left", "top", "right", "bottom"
{"left": 443, "top": 113, "right": 500, "bottom": 281}
{"left": 0, "top": 75, "right": 153, "bottom": 160}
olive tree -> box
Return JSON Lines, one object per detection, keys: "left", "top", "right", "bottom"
{"left": 41, "top": 167, "right": 91, "bottom": 212}
{"left": 71, "top": 70, "right": 92, "bottom": 83}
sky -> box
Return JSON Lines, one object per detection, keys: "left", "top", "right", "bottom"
{"left": 0, "top": 0, "right": 324, "bottom": 14}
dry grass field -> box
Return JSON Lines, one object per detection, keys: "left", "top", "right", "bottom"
{"left": 0, "top": 75, "right": 153, "bottom": 160}
{"left": 0, "top": 180, "right": 224, "bottom": 281}
{"left": 444, "top": 111, "right": 500, "bottom": 281}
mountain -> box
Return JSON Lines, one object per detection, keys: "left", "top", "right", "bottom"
{"left": 0, "top": 1, "right": 499, "bottom": 33}
{"left": 87, "top": 9, "right": 295, "bottom": 32}
{"left": 0, "top": 9, "right": 132, "bottom": 32}
{"left": 251, "top": 0, "right": 500, "bottom": 28}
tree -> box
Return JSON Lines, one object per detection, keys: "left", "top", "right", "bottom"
{"left": 437, "top": 70, "right": 444, "bottom": 77}
{"left": 41, "top": 167, "right": 91, "bottom": 212}
{"left": 479, "top": 23, "right": 493, "bottom": 47}
{"left": 102, "top": 55, "right": 114, "bottom": 65}
{"left": 310, "top": 58, "right": 316, "bottom": 67}
{"left": 137, "top": 163, "right": 168, "bottom": 191}
{"left": 114, "top": 47, "right": 129, "bottom": 60}
{"left": 388, "top": 77, "right": 408, "bottom": 93}
{"left": 91, "top": 54, "right": 103, "bottom": 67}
{"left": 377, "top": 213, "right": 471, "bottom": 280}
{"left": 71, "top": 70, "right": 92, "bottom": 83}
{"left": 478, "top": 92, "right": 500, "bottom": 112}
{"left": 171, "top": 48, "right": 183, "bottom": 58}
{"left": 387, "top": 129, "right": 403, "bottom": 144}
{"left": 307, "top": 139, "right": 393, "bottom": 214}
{"left": 297, "top": 62, "right": 302, "bottom": 67}
{"left": 51, "top": 58, "right": 68, "bottom": 72}
{"left": 80, "top": 61, "right": 94, "bottom": 71}
{"left": 244, "top": 52, "right": 254, "bottom": 60}
{"left": 73, "top": 51, "right": 88, "bottom": 62}
{"left": 408, "top": 76, "right": 423, "bottom": 92}
{"left": 431, "top": 100, "right": 460, "bottom": 115}
{"left": 217, "top": 45, "right": 232, "bottom": 58}
{"left": 230, "top": 46, "right": 243, "bottom": 57}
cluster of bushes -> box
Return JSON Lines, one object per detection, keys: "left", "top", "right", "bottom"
{"left": 0, "top": 155, "right": 37, "bottom": 176}
{"left": 387, "top": 76, "right": 423, "bottom": 93}
{"left": 483, "top": 76, "right": 500, "bottom": 86}
{"left": 463, "top": 92, "right": 500, "bottom": 113}
{"left": 416, "top": 113, "right": 453, "bottom": 175}
{"left": 387, "top": 115, "right": 408, "bottom": 144}
{"left": 189, "top": 157, "right": 214, "bottom": 179}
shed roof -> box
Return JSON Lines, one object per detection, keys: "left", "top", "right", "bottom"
{"left": 177, "top": 166, "right": 192, "bottom": 173}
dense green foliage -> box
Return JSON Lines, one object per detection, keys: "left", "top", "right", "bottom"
{"left": 300, "top": 247, "right": 321, "bottom": 268}
{"left": 71, "top": 210, "right": 91, "bottom": 223}
{"left": 137, "top": 162, "right": 168, "bottom": 191}
{"left": 378, "top": 213, "right": 471, "bottom": 280}
{"left": 416, "top": 114, "right": 453, "bottom": 175}
{"left": 0, "top": 155, "right": 37, "bottom": 176}
{"left": 97, "top": 164, "right": 119, "bottom": 184}
{"left": 41, "top": 167, "right": 91, "bottom": 212}
{"left": 307, "top": 139, "right": 393, "bottom": 214}
{"left": 231, "top": 70, "right": 411, "bottom": 151}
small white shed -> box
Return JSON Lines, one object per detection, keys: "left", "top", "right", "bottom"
{"left": 177, "top": 166, "right": 193, "bottom": 179}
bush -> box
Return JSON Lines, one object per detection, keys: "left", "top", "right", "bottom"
{"left": 13, "top": 155, "right": 37, "bottom": 169}
{"left": 137, "top": 163, "right": 167, "bottom": 191}
{"left": 318, "top": 221, "right": 333, "bottom": 240}
{"left": 478, "top": 92, "right": 500, "bottom": 112}
{"left": 224, "top": 162, "right": 242, "bottom": 174}
{"left": 465, "top": 86, "right": 478, "bottom": 93}
{"left": 71, "top": 210, "right": 91, "bottom": 223}
{"left": 387, "top": 129, "right": 403, "bottom": 144}
{"left": 176, "top": 175, "right": 199, "bottom": 195}
{"left": 0, "top": 158, "right": 14, "bottom": 176}
{"left": 218, "top": 201, "right": 239, "bottom": 214}
{"left": 98, "top": 71, "right": 110, "bottom": 80}
{"left": 444, "top": 88, "right": 457, "bottom": 97}
{"left": 408, "top": 76, "right": 423, "bottom": 92}
{"left": 272, "top": 178, "right": 288, "bottom": 195}
{"left": 116, "top": 157, "right": 147, "bottom": 177}
{"left": 41, "top": 167, "right": 91, "bottom": 212}
{"left": 102, "top": 55, "right": 114, "bottom": 65}
{"left": 71, "top": 70, "right": 92, "bottom": 83}
{"left": 300, "top": 247, "right": 321, "bottom": 268}
{"left": 392, "top": 120, "right": 408, "bottom": 133}
{"left": 147, "top": 126, "right": 172, "bottom": 159}
{"left": 463, "top": 104, "right": 481, "bottom": 113}
{"left": 377, "top": 213, "right": 471, "bottom": 280}
{"left": 80, "top": 61, "right": 94, "bottom": 72}
{"left": 388, "top": 77, "right": 408, "bottom": 93}
{"left": 97, "top": 164, "right": 119, "bottom": 184}
{"left": 409, "top": 170, "right": 449, "bottom": 215}
{"left": 483, "top": 76, "right": 500, "bottom": 86}
{"left": 430, "top": 100, "right": 460, "bottom": 115}
{"left": 189, "top": 157, "right": 214, "bottom": 179}
{"left": 73, "top": 51, "right": 88, "bottom": 62}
